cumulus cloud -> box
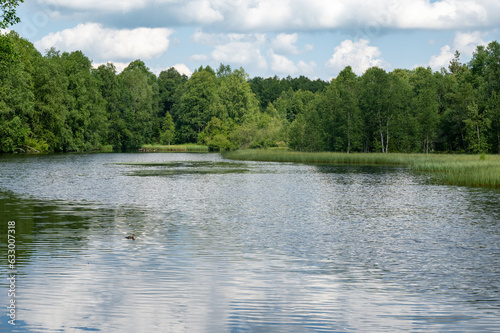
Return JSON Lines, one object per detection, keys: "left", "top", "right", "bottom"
{"left": 92, "top": 61, "right": 131, "bottom": 73}
{"left": 390, "top": 0, "right": 486, "bottom": 29}
{"left": 34, "top": 23, "right": 173, "bottom": 61}
{"left": 177, "top": 0, "right": 224, "bottom": 24}
{"left": 38, "top": 0, "right": 150, "bottom": 12}
{"left": 212, "top": 42, "right": 267, "bottom": 70}
{"left": 192, "top": 32, "right": 268, "bottom": 70}
{"left": 271, "top": 33, "right": 300, "bottom": 55}
{"left": 191, "top": 30, "right": 321, "bottom": 76}
{"left": 270, "top": 53, "right": 297, "bottom": 73}
{"left": 297, "top": 60, "right": 316, "bottom": 75}
{"left": 270, "top": 33, "right": 313, "bottom": 55}
{"left": 269, "top": 52, "right": 316, "bottom": 76}
{"left": 171, "top": 64, "right": 193, "bottom": 77}
{"left": 428, "top": 31, "right": 489, "bottom": 70}
{"left": 147, "top": 63, "right": 193, "bottom": 76}
{"left": 326, "top": 39, "right": 387, "bottom": 75}
{"left": 454, "top": 31, "right": 489, "bottom": 55}
{"left": 239, "top": 0, "right": 498, "bottom": 31}
{"left": 38, "top": 0, "right": 500, "bottom": 32}
{"left": 429, "top": 45, "right": 455, "bottom": 71}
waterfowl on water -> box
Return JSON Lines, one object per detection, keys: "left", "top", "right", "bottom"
{"left": 125, "top": 234, "right": 136, "bottom": 240}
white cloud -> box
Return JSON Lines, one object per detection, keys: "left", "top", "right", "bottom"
{"left": 92, "top": 61, "right": 131, "bottom": 73}
{"left": 454, "top": 31, "right": 489, "bottom": 55}
{"left": 177, "top": 0, "right": 223, "bottom": 24}
{"left": 35, "top": 23, "right": 173, "bottom": 61}
{"left": 271, "top": 33, "right": 313, "bottom": 55}
{"left": 297, "top": 60, "right": 316, "bottom": 75}
{"left": 326, "top": 39, "right": 387, "bottom": 75}
{"left": 191, "top": 30, "right": 319, "bottom": 77}
{"left": 270, "top": 53, "right": 297, "bottom": 74}
{"left": 212, "top": 41, "right": 267, "bottom": 69}
{"left": 37, "top": 0, "right": 500, "bottom": 32}
{"left": 429, "top": 45, "right": 455, "bottom": 71}
{"left": 244, "top": 0, "right": 499, "bottom": 31}
{"left": 272, "top": 33, "right": 299, "bottom": 55}
{"left": 269, "top": 52, "right": 316, "bottom": 76}
{"left": 391, "top": 0, "right": 486, "bottom": 29}
{"left": 192, "top": 32, "right": 268, "bottom": 70}
{"left": 428, "top": 31, "right": 490, "bottom": 70}
{"left": 171, "top": 64, "right": 193, "bottom": 77}
{"left": 148, "top": 64, "right": 192, "bottom": 76}
{"left": 38, "top": 0, "right": 150, "bottom": 12}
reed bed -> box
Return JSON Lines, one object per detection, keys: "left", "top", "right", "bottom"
{"left": 141, "top": 144, "right": 209, "bottom": 152}
{"left": 223, "top": 150, "right": 500, "bottom": 189}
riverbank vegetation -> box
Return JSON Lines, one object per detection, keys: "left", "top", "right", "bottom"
{"left": 223, "top": 150, "right": 500, "bottom": 188}
{"left": 140, "top": 144, "right": 209, "bottom": 152}
{"left": 1, "top": 31, "right": 500, "bottom": 156}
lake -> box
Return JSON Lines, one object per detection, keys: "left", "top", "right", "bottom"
{"left": 0, "top": 152, "right": 499, "bottom": 332}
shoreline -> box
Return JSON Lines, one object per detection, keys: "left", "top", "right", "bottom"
{"left": 223, "top": 150, "right": 500, "bottom": 189}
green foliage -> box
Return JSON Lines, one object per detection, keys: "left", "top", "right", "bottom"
{"left": 249, "top": 74, "right": 328, "bottom": 110}
{"left": 160, "top": 112, "right": 175, "bottom": 145}
{"left": 1, "top": 33, "right": 500, "bottom": 156}
{"left": 158, "top": 67, "right": 187, "bottom": 118}
{"left": 118, "top": 60, "right": 156, "bottom": 148}
{"left": 230, "top": 112, "right": 284, "bottom": 149}
{"left": 409, "top": 67, "right": 439, "bottom": 153}
{"left": 463, "top": 102, "right": 491, "bottom": 153}
{"left": 174, "top": 67, "right": 217, "bottom": 143}
{"left": 320, "top": 66, "right": 363, "bottom": 153}
{"left": 0, "top": 32, "right": 34, "bottom": 153}
{"left": 224, "top": 150, "right": 500, "bottom": 188}
{"left": 210, "top": 66, "right": 259, "bottom": 124}
{"left": 0, "top": 33, "right": 15, "bottom": 70}
{"left": 0, "top": 0, "right": 24, "bottom": 29}
{"left": 141, "top": 143, "right": 208, "bottom": 152}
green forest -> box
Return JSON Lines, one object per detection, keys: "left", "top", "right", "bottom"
{"left": 1, "top": 31, "right": 500, "bottom": 154}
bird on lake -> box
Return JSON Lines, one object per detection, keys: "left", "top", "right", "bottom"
{"left": 125, "top": 234, "right": 136, "bottom": 240}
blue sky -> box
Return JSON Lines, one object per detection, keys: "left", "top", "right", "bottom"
{"left": 8, "top": 0, "right": 500, "bottom": 79}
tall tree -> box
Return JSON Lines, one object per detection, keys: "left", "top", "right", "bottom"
{"left": 211, "top": 67, "right": 259, "bottom": 124}
{"left": 486, "top": 91, "right": 500, "bottom": 153}
{"left": 173, "top": 66, "right": 217, "bottom": 143}
{"left": 61, "top": 51, "right": 107, "bottom": 151}
{"left": 94, "top": 63, "right": 125, "bottom": 149}
{"left": 410, "top": 67, "right": 439, "bottom": 153}
{"left": 360, "top": 67, "right": 392, "bottom": 152}
{"left": 331, "top": 66, "right": 362, "bottom": 153}
{"left": 157, "top": 67, "right": 187, "bottom": 119}
{"left": 32, "top": 48, "right": 74, "bottom": 151}
{"left": 118, "top": 60, "right": 156, "bottom": 147}
{"left": 160, "top": 112, "right": 175, "bottom": 145}
{"left": 470, "top": 41, "right": 500, "bottom": 153}
{"left": 463, "top": 102, "right": 491, "bottom": 153}
{"left": 389, "top": 69, "right": 418, "bottom": 153}
{"left": 0, "top": 32, "right": 39, "bottom": 152}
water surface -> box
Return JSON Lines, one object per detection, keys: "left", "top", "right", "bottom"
{"left": 0, "top": 153, "right": 499, "bottom": 332}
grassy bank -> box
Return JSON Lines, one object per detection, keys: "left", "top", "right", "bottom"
{"left": 141, "top": 144, "right": 209, "bottom": 152}
{"left": 223, "top": 150, "right": 500, "bottom": 189}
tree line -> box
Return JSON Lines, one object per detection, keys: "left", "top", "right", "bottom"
{"left": 1, "top": 31, "right": 499, "bottom": 154}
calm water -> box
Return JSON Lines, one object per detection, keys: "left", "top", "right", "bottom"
{"left": 0, "top": 153, "right": 499, "bottom": 332}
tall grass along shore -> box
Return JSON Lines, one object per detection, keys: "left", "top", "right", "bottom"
{"left": 223, "top": 150, "right": 500, "bottom": 189}
{"left": 140, "top": 144, "right": 209, "bottom": 152}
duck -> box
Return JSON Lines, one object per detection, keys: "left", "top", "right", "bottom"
{"left": 125, "top": 234, "right": 136, "bottom": 240}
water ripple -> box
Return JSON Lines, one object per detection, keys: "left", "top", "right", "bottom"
{"left": 0, "top": 153, "right": 499, "bottom": 332}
